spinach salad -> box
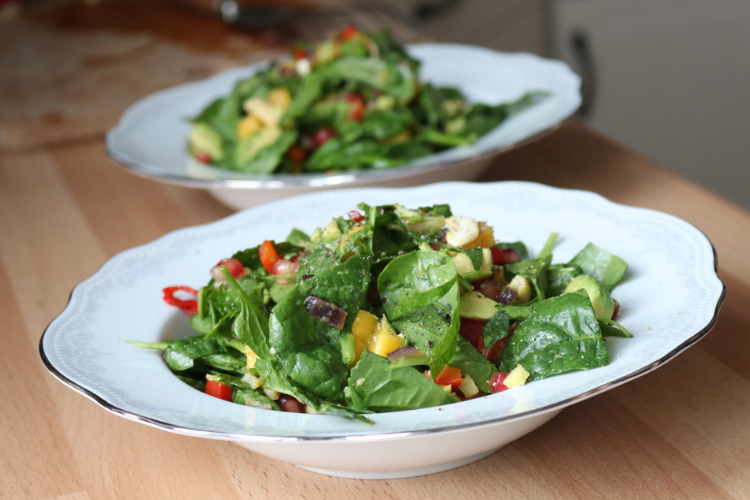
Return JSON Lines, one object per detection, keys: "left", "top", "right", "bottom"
{"left": 133, "top": 203, "right": 632, "bottom": 421}
{"left": 188, "top": 25, "right": 545, "bottom": 174}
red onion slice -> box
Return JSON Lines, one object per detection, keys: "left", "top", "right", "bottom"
{"left": 387, "top": 345, "right": 426, "bottom": 362}
{"left": 304, "top": 295, "right": 347, "bottom": 330}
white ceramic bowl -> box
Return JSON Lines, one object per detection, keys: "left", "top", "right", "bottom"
{"left": 106, "top": 44, "right": 581, "bottom": 210}
{"left": 40, "top": 181, "right": 724, "bottom": 478}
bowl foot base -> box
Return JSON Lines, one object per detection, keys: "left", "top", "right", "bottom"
{"left": 296, "top": 447, "right": 500, "bottom": 479}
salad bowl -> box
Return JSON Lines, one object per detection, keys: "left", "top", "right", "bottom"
{"left": 106, "top": 44, "right": 581, "bottom": 211}
{"left": 40, "top": 181, "right": 724, "bottom": 478}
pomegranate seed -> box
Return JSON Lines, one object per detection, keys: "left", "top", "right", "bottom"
{"left": 349, "top": 210, "right": 365, "bottom": 222}
{"left": 491, "top": 248, "right": 522, "bottom": 264}
{"left": 314, "top": 127, "right": 336, "bottom": 147}
{"left": 195, "top": 151, "right": 211, "bottom": 164}
{"left": 278, "top": 395, "right": 305, "bottom": 413}
{"left": 459, "top": 318, "right": 485, "bottom": 351}
{"left": 210, "top": 258, "right": 244, "bottom": 282}
{"left": 490, "top": 372, "right": 510, "bottom": 393}
{"left": 272, "top": 259, "right": 296, "bottom": 284}
{"left": 474, "top": 278, "right": 502, "bottom": 302}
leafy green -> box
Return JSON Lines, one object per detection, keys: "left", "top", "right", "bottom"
{"left": 569, "top": 243, "right": 628, "bottom": 292}
{"left": 448, "top": 338, "right": 496, "bottom": 393}
{"left": 599, "top": 318, "right": 634, "bottom": 338}
{"left": 267, "top": 256, "right": 371, "bottom": 402}
{"left": 483, "top": 310, "right": 511, "bottom": 348}
{"left": 189, "top": 29, "right": 545, "bottom": 175}
{"left": 499, "top": 293, "right": 610, "bottom": 380}
{"left": 346, "top": 351, "right": 459, "bottom": 412}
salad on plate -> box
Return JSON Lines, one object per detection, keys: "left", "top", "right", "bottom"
{"left": 132, "top": 202, "right": 632, "bottom": 421}
{"left": 188, "top": 26, "right": 545, "bottom": 175}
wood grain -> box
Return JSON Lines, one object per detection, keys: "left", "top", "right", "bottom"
{"left": 0, "top": 0, "right": 417, "bottom": 151}
{"left": 1, "top": 122, "right": 748, "bottom": 499}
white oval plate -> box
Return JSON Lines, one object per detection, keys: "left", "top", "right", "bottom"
{"left": 105, "top": 44, "right": 581, "bottom": 206}
{"left": 40, "top": 181, "right": 724, "bottom": 478}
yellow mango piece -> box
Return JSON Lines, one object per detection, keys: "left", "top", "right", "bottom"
{"left": 237, "top": 115, "right": 263, "bottom": 139}
{"left": 244, "top": 345, "right": 259, "bottom": 369}
{"left": 269, "top": 87, "right": 291, "bottom": 108}
{"left": 505, "top": 364, "right": 530, "bottom": 389}
{"left": 463, "top": 222, "right": 495, "bottom": 249}
{"left": 354, "top": 337, "right": 366, "bottom": 363}
{"left": 366, "top": 317, "right": 405, "bottom": 358}
{"left": 352, "top": 310, "right": 378, "bottom": 343}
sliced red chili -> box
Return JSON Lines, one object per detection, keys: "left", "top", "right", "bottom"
{"left": 162, "top": 286, "right": 198, "bottom": 315}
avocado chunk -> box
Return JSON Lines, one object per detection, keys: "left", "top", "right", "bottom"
{"left": 563, "top": 275, "right": 614, "bottom": 320}
{"left": 321, "top": 220, "right": 343, "bottom": 243}
{"left": 189, "top": 123, "right": 224, "bottom": 161}
{"left": 234, "top": 125, "right": 282, "bottom": 168}
{"left": 547, "top": 263, "right": 583, "bottom": 296}
{"left": 459, "top": 291, "right": 499, "bottom": 321}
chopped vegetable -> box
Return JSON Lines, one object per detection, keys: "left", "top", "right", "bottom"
{"left": 187, "top": 28, "right": 546, "bottom": 174}
{"left": 136, "top": 202, "right": 631, "bottom": 420}
{"left": 162, "top": 286, "right": 198, "bottom": 315}
{"left": 259, "top": 240, "right": 280, "bottom": 273}
{"left": 206, "top": 380, "right": 233, "bottom": 401}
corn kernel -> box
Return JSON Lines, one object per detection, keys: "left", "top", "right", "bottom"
{"left": 237, "top": 115, "right": 263, "bottom": 139}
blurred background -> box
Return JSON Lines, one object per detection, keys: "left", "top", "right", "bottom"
{"left": 2, "top": 0, "right": 748, "bottom": 209}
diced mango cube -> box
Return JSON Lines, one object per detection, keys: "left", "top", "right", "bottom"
{"left": 244, "top": 345, "right": 259, "bottom": 369}
{"left": 366, "top": 317, "right": 404, "bottom": 358}
{"left": 459, "top": 375, "right": 480, "bottom": 398}
{"left": 237, "top": 115, "right": 263, "bottom": 139}
{"left": 354, "top": 337, "right": 366, "bottom": 362}
{"left": 504, "top": 364, "right": 530, "bottom": 389}
{"left": 463, "top": 222, "right": 495, "bottom": 249}
{"left": 352, "top": 310, "right": 378, "bottom": 343}
{"left": 269, "top": 87, "right": 291, "bottom": 108}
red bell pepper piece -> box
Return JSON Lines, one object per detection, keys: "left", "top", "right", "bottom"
{"left": 259, "top": 240, "right": 281, "bottom": 273}
{"left": 206, "top": 380, "right": 233, "bottom": 401}
{"left": 435, "top": 366, "right": 463, "bottom": 388}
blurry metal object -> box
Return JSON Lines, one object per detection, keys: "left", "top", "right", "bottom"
{"left": 413, "top": 0, "right": 460, "bottom": 20}
{"left": 218, "top": 0, "right": 296, "bottom": 28}
{"left": 570, "top": 29, "right": 595, "bottom": 119}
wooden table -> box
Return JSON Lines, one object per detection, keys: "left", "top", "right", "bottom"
{"left": 2, "top": 4, "right": 750, "bottom": 499}
{"left": 2, "top": 122, "right": 749, "bottom": 499}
